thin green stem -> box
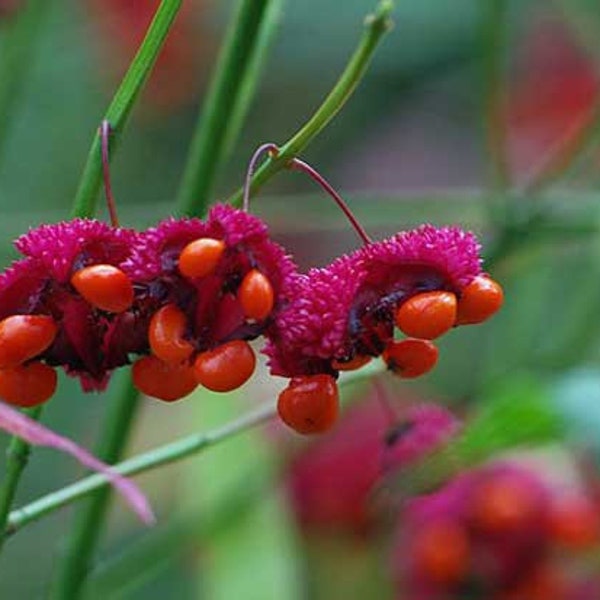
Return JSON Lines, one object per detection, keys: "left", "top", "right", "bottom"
{"left": 53, "top": 0, "right": 278, "bottom": 594}
{"left": 50, "top": 371, "right": 140, "bottom": 599}
{"left": 481, "top": 0, "right": 510, "bottom": 191}
{"left": 70, "top": 0, "right": 182, "bottom": 219}
{"left": 0, "top": 405, "right": 43, "bottom": 552}
{"left": 176, "top": 0, "right": 280, "bottom": 216}
{"left": 0, "top": 0, "right": 51, "bottom": 167}
{"left": 5, "top": 364, "right": 381, "bottom": 538}
{"left": 221, "top": 0, "right": 283, "bottom": 158}
{"left": 7, "top": 402, "right": 276, "bottom": 539}
{"left": 50, "top": 2, "right": 184, "bottom": 595}
{"left": 226, "top": 0, "right": 394, "bottom": 207}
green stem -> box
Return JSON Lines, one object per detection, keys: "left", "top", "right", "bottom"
{"left": 7, "top": 402, "right": 276, "bottom": 539}
{"left": 49, "top": 2, "right": 183, "bottom": 596}
{"left": 176, "top": 0, "right": 280, "bottom": 216}
{"left": 0, "top": 405, "right": 43, "bottom": 552}
{"left": 226, "top": 0, "right": 394, "bottom": 207}
{"left": 0, "top": 0, "right": 51, "bottom": 167}
{"left": 5, "top": 363, "right": 381, "bottom": 538}
{"left": 52, "top": 0, "right": 274, "bottom": 594}
{"left": 221, "top": 0, "right": 284, "bottom": 159}
{"left": 70, "top": 0, "right": 182, "bottom": 219}
{"left": 50, "top": 371, "right": 140, "bottom": 599}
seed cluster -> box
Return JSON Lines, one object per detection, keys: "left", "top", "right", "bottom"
{"left": 0, "top": 205, "right": 503, "bottom": 434}
{"left": 266, "top": 225, "right": 504, "bottom": 433}
{"left": 394, "top": 463, "right": 600, "bottom": 598}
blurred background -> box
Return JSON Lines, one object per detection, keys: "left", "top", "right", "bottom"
{"left": 1, "top": 0, "right": 600, "bottom": 598}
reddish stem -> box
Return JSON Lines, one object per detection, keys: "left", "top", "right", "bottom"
{"left": 100, "top": 120, "right": 119, "bottom": 227}
{"left": 242, "top": 143, "right": 372, "bottom": 246}
{"left": 242, "top": 142, "right": 279, "bottom": 212}
{"left": 289, "top": 157, "right": 372, "bottom": 245}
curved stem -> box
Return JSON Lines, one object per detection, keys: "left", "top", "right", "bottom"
{"left": 226, "top": 0, "right": 394, "bottom": 206}
{"left": 100, "top": 120, "right": 119, "bottom": 227}
{"left": 289, "top": 157, "right": 372, "bottom": 245}
{"left": 6, "top": 402, "right": 276, "bottom": 538}
{"left": 242, "top": 143, "right": 279, "bottom": 212}
{"left": 4, "top": 362, "right": 385, "bottom": 537}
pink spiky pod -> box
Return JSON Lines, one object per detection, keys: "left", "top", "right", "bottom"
{"left": 125, "top": 203, "right": 298, "bottom": 401}
{"left": 265, "top": 224, "right": 504, "bottom": 436}
{"left": 392, "top": 460, "right": 600, "bottom": 599}
{"left": 0, "top": 219, "right": 142, "bottom": 397}
{"left": 265, "top": 224, "right": 487, "bottom": 379}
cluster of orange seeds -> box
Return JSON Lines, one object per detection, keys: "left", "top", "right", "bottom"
{"left": 130, "top": 236, "right": 277, "bottom": 401}
{"left": 0, "top": 205, "right": 290, "bottom": 408}
{"left": 0, "top": 262, "right": 138, "bottom": 405}
{"left": 384, "top": 275, "right": 504, "bottom": 377}
{"left": 274, "top": 275, "right": 503, "bottom": 435}
{"left": 0, "top": 198, "right": 504, "bottom": 438}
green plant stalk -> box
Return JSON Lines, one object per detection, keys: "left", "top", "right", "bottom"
{"left": 0, "top": 0, "right": 51, "bottom": 166}
{"left": 221, "top": 0, "right": 284, "bottom": 159}
{"left": 5, "top": 361, "right": 381, "bottom": 537}
{"left": 176, "top": 0, "right": 278, "bottom": 216}
{"left": 70, "top": 0, "right": 182, "bottom": 219}
{"left": 50, "top": 371, "right": 140, "bottom": 599}
{"left": 7, "top": 402, "right": 276, "bottom": 539}
{"left": 0, "top": 405, "right": 43, "bottom": 552}
{"left": 51, "top": 2, "right": 184, "bottom": 595}
{"left": 226, "top": 0, "right": 394, "bottom": 207}
{"left": 53, "top": 0, "right": 278, "bottom": 594}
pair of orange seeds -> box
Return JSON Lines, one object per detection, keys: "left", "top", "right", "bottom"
{"left": 383, "top": 275, "right": 504, "bottom": 379}
{"left": 0, "top": 264, "right": 136, "bottom": 407}
{"left": 132, "top": 238, "right": 275, "bottom": 402}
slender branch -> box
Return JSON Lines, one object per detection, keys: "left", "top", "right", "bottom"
{"left": 5, "top": 362, "right": 383, "bottom": 537}
{"left": 226, "top": 0, "right": 394, "bottom": 206}
{"left": 289, "top": 157, "right": 372, "bottom": 245}
{"left": 7, "top": 402, "right": 276, "bottom": 538}
{"left": 242, "top": 143, "right": 279, "bottom": 211}
{"left": 100, "top": 121, "right": 119, "bottom": 227}
{"left": 176, "top": 0, "right": 280, "bottom": 216}
{"left": 70, "top": 0, "right": 183, "bottom": 220}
